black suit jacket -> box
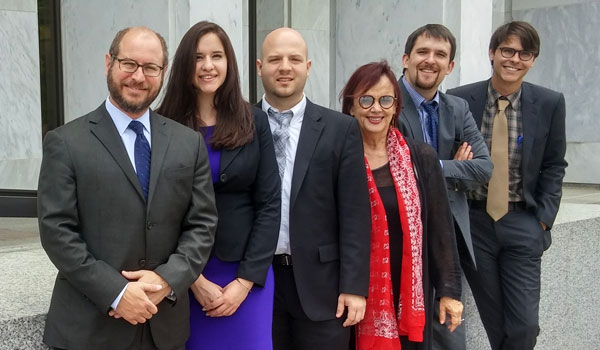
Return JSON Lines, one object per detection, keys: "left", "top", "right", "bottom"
{"left": 398, "top": 80, "right": 492, "bottom": 266}
{"left": 447, "top": 80, "right": 567, "bottom": 230}
{"left": 211, "top": 107, "right": 281, "bottom": 286}
{"left": 37, "top": 104, "right": 218, "bottom": 349}
{"left": 259, "top": 99, "right": 371, "bottom": 321}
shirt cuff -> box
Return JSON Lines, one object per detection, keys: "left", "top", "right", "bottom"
{"left": 111, "top": 283, "right": 128, "bottom": 310}
{"left": 166, "top": 288, "right": 176, "bottom": 302}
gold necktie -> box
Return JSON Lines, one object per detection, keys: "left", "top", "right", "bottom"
{"left": 487, "top": 99, "right": 510, "bottom": 221}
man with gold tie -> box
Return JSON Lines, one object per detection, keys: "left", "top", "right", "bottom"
{"left": 447, "top": 21, "right": 567, "bottom": 350}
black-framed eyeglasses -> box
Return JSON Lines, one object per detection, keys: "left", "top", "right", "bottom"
{"left": 112, "top": 56, "right": 165, "bottom": 77}
{"left": 357, "top": 95, "right": 396, "bottom": 109}
{"left": 498, "top": 47, "right": 535, "bottom": 61}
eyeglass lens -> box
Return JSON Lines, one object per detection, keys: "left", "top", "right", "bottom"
{"left": 499, "top": 47, "right": 533, "bottom": 61}
{"left": 118, "top": 59, "right": 162, "bottom": 76}
{"left": 358, "top": 95, "right": 395, "bottom": 109}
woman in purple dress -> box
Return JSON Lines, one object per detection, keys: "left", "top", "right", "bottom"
{"left": 157, "top": 21, "right": 281, "bottom": 350}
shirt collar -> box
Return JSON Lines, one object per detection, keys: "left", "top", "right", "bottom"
{"left": 105, "top": 97, "right": 151, "bottom": 135}
{"left": 261, "top": 93, "right": 307, "bottom": 119}
{"left": 487, "top": 81, "right": 521, "bottom": 110}
{"left": 401, "top": 76, "right": 440, "bottom": 110}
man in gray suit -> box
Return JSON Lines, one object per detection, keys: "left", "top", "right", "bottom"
{"left": 397, "top": 24, "right": 492, "bottom": 350}
{"left": 37, "top": 26, "right": 217, "bottom": 350}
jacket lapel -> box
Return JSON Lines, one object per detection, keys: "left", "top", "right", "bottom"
{"left": 220, "top": 147, "right": 242, "bottom": 175}
{"left": 468, "top": 81, "right": 490, "bottom": 129}
{"left": 520, "top": 83, "right": 537, "bottom": 177}
{"left": 437, "top": 94, "right": 456, "bottom": 159}
{"left": 290, "top": 99, "right": 324, "bottom": 209}
{"left": 148, "top": 111, "right": 171, "bottom": 204}
{"left": 400, "top": 82, "right": 425, "bottom": 140}
{"left": 89, "top": 104, "right": 146, "bottom": 201}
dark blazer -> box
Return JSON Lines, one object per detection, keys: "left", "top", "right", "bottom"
{"left": 211, "top": 107, "right": 281, "bottom": 286}
{"left": 447, "top": 80, "right": 567, "bottom": 230}
{"left": 398, "top": 81, "right": 492, "bottom": 265}
{"left": 259, "top": 99, "right": 371, "bottom": 321}
{"left": 37, "top": 104, "right": 218, "bottom": 350}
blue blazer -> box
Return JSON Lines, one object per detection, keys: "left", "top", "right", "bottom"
{"left": 211, "top": 107, "right": 281, "bottom": 287}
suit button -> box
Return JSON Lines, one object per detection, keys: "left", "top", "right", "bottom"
{"left": 138, "top": 259, "right": 146, "bottom": 267}
{"left": 220, "top": 173, "right": 227, "bottom": 183}
{"left": 146, "top": 222, "right": 154, "bottom": 229}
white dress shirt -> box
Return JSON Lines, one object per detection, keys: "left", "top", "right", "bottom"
{"left": 105, "top": 97, "right": 151, "bottom": 310}
{"left": 262, "top": 94, "right": 306, "bottom": 255}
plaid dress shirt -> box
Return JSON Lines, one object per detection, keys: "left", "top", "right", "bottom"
{"left": 470, "top": 82, "right": 523, "bottom": 202}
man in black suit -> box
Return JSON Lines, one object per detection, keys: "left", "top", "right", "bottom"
{"left": 37, "top": 26, "right": 217, "bottom": 349}
{"left": 397, "top": 24, "right": 492, "bottom": 350}
{"left": 447, "top": 21, "right": 567, "bottom": 350}
{"left": 256, "top": 27, "right": 371, "bottom": 350}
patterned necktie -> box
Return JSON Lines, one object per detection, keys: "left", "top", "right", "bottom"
{"left": 128, "top": 120, "right": 151, "bottom": 200}
{"left": 422, "top": 101, "right": 439, "bottom": 152}
{"left": 268, "top": 108, "right": 293, "bottom": 180}
{"left": 487, "top": 99, "right": 510, "bottom": 221}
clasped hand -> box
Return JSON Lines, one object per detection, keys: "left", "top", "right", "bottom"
{"left": 109, "top": 270, "right": 171, "bottom": 325}
{"left": 191, "top": 274, "right": 253, "bottom": 317}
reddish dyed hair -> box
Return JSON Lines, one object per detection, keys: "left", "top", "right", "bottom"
{"left": 339, "top": 60, "right": 402, "bottom": 127}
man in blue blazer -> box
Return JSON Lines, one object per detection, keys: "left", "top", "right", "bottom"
{"left": 37, "top": 27, "right": 218, "bottom": 349}
{"left": 256, "top": 27, "right": 371, "bottom": 350}
{"left": 447, "top": 21, "right": 567, "bottom": 350}
{"left": 397, "top": 24, "right": 492, "bottom": 350}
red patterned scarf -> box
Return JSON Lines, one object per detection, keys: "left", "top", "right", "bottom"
{"left": 357, "top": 127, "right": 425, "bottom": 349}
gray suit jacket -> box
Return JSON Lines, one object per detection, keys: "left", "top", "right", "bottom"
{"left": 38, "top": 103, "right": 218, "bottom": 350}
{"left": 397, "top": 80, "right": 492, "bottom": 266}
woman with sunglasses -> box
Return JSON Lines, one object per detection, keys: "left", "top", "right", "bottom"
{"left": 156, "top": 21, "right": 280, "bottom": 349}
{"left": 340, "top": 61, "right": 463, "bottom": 350}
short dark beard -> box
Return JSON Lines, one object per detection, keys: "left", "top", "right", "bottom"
{"left": 106, "top": 66, "right": 162, "bottom": 114}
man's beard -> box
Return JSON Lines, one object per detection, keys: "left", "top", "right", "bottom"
{"left": 415, "top": 71, "right": 439, "bottom": 91}
{"left": 107, "top": 71, "right": 162, "bottom": 114}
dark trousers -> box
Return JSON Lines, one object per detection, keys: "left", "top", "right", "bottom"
{"left": 51, "top": 323, "right": 184, "bottom": 350}
{"left": 272, "top": 264, "right": 350, "bottom": 350}
{"left": 432, "top": 222, "right": 470, "bottom": 350}
{"left": 431, "top": 276, "right": 467, "bottom": 350}
{"left": 464, "top": 207, "right": 545, "bottom": 350}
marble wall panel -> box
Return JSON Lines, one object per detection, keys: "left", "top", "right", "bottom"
{"left": 292, "top": 1, "right": 331, "bottom": 107}
{"left": 0, "top": 0, "right": 36, "bottom": 12}
{"left": 291, "top": 0, "right": 329, "bottom": 31}
{"left": 514, "top": 1, "right": 599, "bottom": 142}
{"left": 299, "top": 28, "right": 331, "bottom": 107}
{"left": 514, "top": 0, "right": 593, "bottom": 11}
{"left": 0, "top": 10, "right": 42, "bottom": 190}
{"left": 61, "top": 0, "right": 172, "bottom": 122}
{"left": 454, "top": 0, "right": 493, "bottom": 87}
{"left": 255, "top": 0, "right": 287, "bottom": 101}
{"left": 257, "top": 0, "right": 286, "bottom": 31}
{"left": 513, "top": 1, "right": 599, "bottom": 183}
{"left": 0, "top": 159, "right": 42, "bottom": 190}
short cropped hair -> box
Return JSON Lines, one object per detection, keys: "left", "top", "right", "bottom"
{"left": 404, "top": 24, "right": 457, "bottom": 61}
